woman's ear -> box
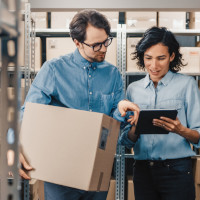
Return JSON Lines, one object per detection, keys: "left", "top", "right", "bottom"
{"left": 170, "top": 52, "right": 175, "bottom": 62}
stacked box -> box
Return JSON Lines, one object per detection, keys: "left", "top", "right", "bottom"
{"left": 126, "top": 12, "right": 157, "bottom": 29}
{"left": 51, "top": 12, "right": 77, "bottom": 29}
{"left": 127, "top": 37, "right": 143, "bottom": 72}
{"left": 29, "top": 179, "right": 45, "bottom": 200}
{"left": 180, "top": 47, "right": 200, "bottom": 73}
{"left": 46, "top": 37, "right": 76, "bottom": 61}
{"left": 101, "top": 12, "right": 119, "bottom": 29}
{"left": 158, "top": 12, "right": 186, "bottom": 29}
{"left": 106, "top": 178, "right": 115, "bottom": 200}
{"left": 189, "top": 12, "right": 200, "bottom": 29}
{"left": 127, "top": 176, "right": 135, "bottom": 200}
{"left": 31, "top": 12, "right": 48, "bottom": 29}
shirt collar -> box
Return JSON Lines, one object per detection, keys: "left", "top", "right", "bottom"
{"left": 73, "top": 48, "right": 98, "bottom": 69}
{"left": 143, "top": 70, "right": 175, "bottom": 88}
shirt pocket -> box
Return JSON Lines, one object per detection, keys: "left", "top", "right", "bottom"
{"left": 101, "top": 93, "right": 114, "bottom": 115}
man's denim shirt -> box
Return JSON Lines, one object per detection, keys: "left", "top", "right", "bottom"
{"left": 21, "top": 48, "right": 124, "bottom": 119}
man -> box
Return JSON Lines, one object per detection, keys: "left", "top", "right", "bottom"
{"left": 20, "top": 9, "right": 138, "bottom": 200}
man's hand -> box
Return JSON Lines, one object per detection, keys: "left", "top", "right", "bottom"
{"left": 118, "top": 100, "right": 140, "bottom": 125}
{"left": 19, "top": 153, "right": 33, "bottom": 180}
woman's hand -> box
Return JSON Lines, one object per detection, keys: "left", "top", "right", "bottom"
{"left": 153, "top": 116, "right": 183, "bottom": 134}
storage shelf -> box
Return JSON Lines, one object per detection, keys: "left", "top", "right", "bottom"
{"left": 35, "top": 28, "right": 117, "bottom": 37}
{"left": 0, "top": 66, "right": 39, "bottom": 74}
{"left": 126, "top": 29, "right": 200, "bottom": 36}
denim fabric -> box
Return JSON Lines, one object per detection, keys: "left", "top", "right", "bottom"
{"left": 133, "top": 158, "right": 195, "bottom": 200}
{"left": 114, "top": 70, "right": 200, "bottom": 160}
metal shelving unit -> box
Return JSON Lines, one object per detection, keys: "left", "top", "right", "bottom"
{"left": 0, "top": 0, "right": 21, "bottom": 200}
{"left": 21, "top": 4, "right": 200, "bottom": 200}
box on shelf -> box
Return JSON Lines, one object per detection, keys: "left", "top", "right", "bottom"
{"left": 180, "top": 47, "right": 200, "bottom": 73}
{"left": 192, "top": 157, "right": 200, "bottom": 200}
{"left": 127, "top": 37, "right": 143, "bottom": 72}
{"left": 189, "top": 12, "right": 200, "bottom": 29}
{"left": 46, "top": 37, "right": 116, "bottom": 66}
{"left": 127, "top": 176, "right": 135, "bottom": 200}
{"left": 158, "top": 12, "right": 186, "bottom": 29}
{"left": 51, "top": 12, "right": 77, "bottom": 29}
{"left": 31, "top": 12, "right": 48, "bottom": 29}
{"left": 46, "top": 37, "right": 76, "bottom": 61}
{"left": 106, "top": 38, "right": 117, "bottom": 66}
{"left": 126, "top": 12, "right": 157, "bottom": 29}
{"left": 101, "top": 12, "right": 119, "bottom": 29}
{"left": 29, "top": 179, "right": 45, "bottom": 200}
{"left": 20, "top": 103, "right": 120, "bottom": 191}
{"left": 106, "top": 178, "right": 116, "bottom": 200}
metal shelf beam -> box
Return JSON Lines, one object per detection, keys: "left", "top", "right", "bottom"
{"left": 29, "top": 0, "right": 200, "bottom": 11}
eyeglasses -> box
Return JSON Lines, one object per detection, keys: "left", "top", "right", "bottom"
{"left": 82, "top": 37, "right": 113, "bottom": 52}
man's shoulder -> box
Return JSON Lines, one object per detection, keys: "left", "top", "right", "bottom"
{"left": 47, "top": 52, "right": 73, "bottom": 66}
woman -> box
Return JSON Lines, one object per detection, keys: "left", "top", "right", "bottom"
{"left": 115, "top": 26, "right": 200, "bottom": 200}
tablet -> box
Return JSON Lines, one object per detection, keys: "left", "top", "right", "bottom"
{"left": 135, "top": 109, "right": 178, "bottom": 135}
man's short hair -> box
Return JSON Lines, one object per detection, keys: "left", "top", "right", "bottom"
{"left": 69, "top": 9, "right": 111, "bottom": 43}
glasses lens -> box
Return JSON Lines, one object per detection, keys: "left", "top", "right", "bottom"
{"left": 93, "top": 44, "right": 102, "bottom": 52}
{"left": 104, "top": 38, "right": 112, "bottom": 47}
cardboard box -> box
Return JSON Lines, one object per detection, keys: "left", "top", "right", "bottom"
{"left": 158, "top": 12, "right": 186, "bottom": 29}
{"left": 29, "top": 179, "right": 45, "bottom": 200}
{"left": 127, "top": 176, "right": 135, "bottom": 200}
{"left": 192, "top": 157, "right": 200, "bottom": 200}
{"left": 51, "top": 12, "right": 118, "bottom": 29}
{"left": 180, "top": 47, "right": 200, "bottom": 73}
{"left": 106, "top": 38, "right": 117, "bottom": 66}
{"left": 127, "top": 37, "right": 143, "bottom": 72}
{"left": 101, "top": 12, "right": 119, "bottom": 29}
{"left": 126, "top": 12, "right": 157, "bottom": 29}
{"left": 46, "top": 37, "right": 116, "bottom": 65}
{"left": 106, "top": 178, "right": 116, "bottom": 200}
{"left": 189, "top": 12, "right": 200, "bottom": 29}
{"left": 46, "top": 37, "right": 76, "bottom": 61}
{"left": 20, "top": 103, "right": 120, "bottom": 191}
{"left": 31, "top": 12, "right": 48, "bottom": 29}
{"left": 51, "top": 12, "right": 77, "bottom": 29}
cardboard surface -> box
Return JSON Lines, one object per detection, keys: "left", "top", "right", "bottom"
{"left": 46, "top": 37, "right": 117, "bottom": 66}
{"left": 127, "top": 37, "right": 143, "bottom": 72}
{"left": 158, "top": 12, "right": 186, "bottom": 29}
{"left": 126, "top": 12, "right": 157, "bottom": 29}
{"left": 180, "top": 47, "right": 200, "bottom": 73}
{"left": 20, "top": 103, "right": 120, "bottom": 191}
{"left": 46, "top": 37, "right": 76, "bottom": 61}
{"left": 189, "top": 12, "right": 200, "bottom": 29}
{"left": 127, "top": 176, "right": 135, "bottom": 200}
{"left": 106, "top": 178, "right": 116, "bottom": 200}
{"left": 29, "top": 179, "right": 45, "bottom": 200}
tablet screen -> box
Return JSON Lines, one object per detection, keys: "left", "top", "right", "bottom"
{"left": 135, "top": 109, "right": 178, "bottom": 134}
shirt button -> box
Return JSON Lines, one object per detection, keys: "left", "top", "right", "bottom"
{"left": 83, "top": 67, "right": 86, "bottom": 69}
{"left": 149, "top": 162, "right": 154, "bottom": 166}
{"left": 89, "top": 75, "right": 91, "bottom": 78}
{"left": 89, "top": 109, "right": 92, "bottom": 112}
{"left": 94, "top": 67, "right": 96, "bottom": 70}
{"left": 89, "top": 92, "right": 92, "bottom": 95}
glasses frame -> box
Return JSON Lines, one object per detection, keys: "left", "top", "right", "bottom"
{"left": 82, "top": 37, "right": 113, "bottom": 52}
